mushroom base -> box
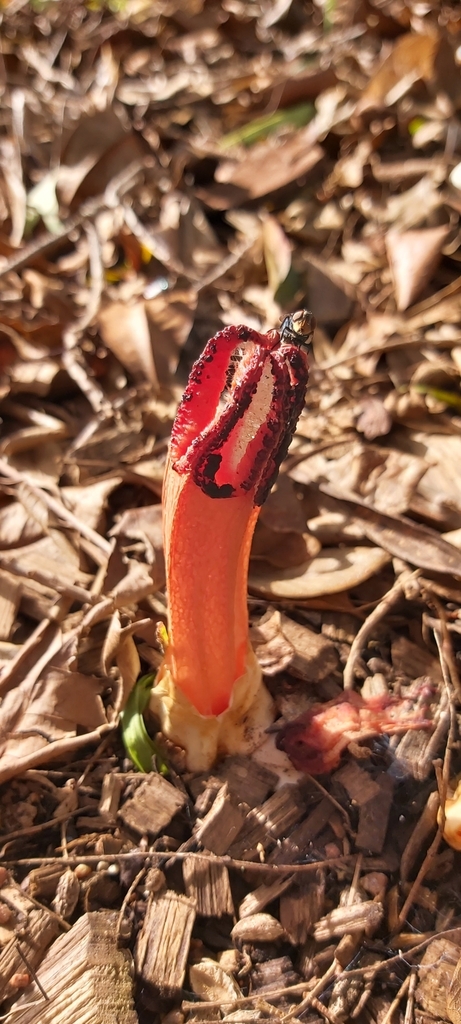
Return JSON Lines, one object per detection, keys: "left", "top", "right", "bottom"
{"left": 149, "top": 646, "right": 274, "bottom": 772}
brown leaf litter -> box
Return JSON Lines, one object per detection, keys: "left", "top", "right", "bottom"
{"left": 2, "top": 1, "right": 461, "bottom": 1022}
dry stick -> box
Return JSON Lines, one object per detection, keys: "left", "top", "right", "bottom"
{"left": 0, "top": 618, "right": 57, "bottom": 695}
{"left": 0, "top": 554, "right": 100, "bottom": 607}
{"left": 0, "top": 804, "right": 105, "bottom": 851}
{"left": 403, "top": 968, "right": 417, "bottom": 1024}
{"left": 309, "top": 994, "right": 343, "bottom": 1024}
{"left": 182, "top": 974, "right": 327, "bottom": 1016}
{"left": 0, "top": 723, "right": 115, "bottom": 787}
{"left": 306, "top": 772, "right": 352, "bottom": 828}
{"left": 425, "top": 591, "right": 461, "bottom": 701}
{"left": 116, "top": 866, "right": 147, "bottom": 942}
{"left": 16, "top": 945, "right": 50, "bottom": 1002}
{"left": 281, "top": 962, "right": 338, "bottom": 1022}
{"left": 343, "top": 571, "right": 420, "bottom": 690}
{"left": 8, "top": 876, "right": 71, "bottom": 933}
{"left": 351, "top": 971, "right": 376, "bottom": 1018}
{"left": 4, "top": 852, "right": 357, "bottom": 874}
{"left": 62, "top": 220, "right": 109, "bottom": 416}
{"left": 193, "top": 237, "right": 254, "bottom": 292}
{"left": 380, "top": 974, "right": 411, "bottom": 1024}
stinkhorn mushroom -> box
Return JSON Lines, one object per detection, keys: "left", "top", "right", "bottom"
{"left": 149, "top": 311, "right": 314, "bottom": 771}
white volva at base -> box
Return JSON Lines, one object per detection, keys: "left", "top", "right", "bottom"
{"left": 149, "top": 646, "right": 274, "bottom": 772}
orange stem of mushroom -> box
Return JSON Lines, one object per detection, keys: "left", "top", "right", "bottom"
{"left": 163, "top": 466, "right": 258, "bottom": 716}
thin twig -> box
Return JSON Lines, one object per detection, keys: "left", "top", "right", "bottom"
{"left": 0, "top": 804, "right": 106, "bottom": 851}
{"left": 281, "top": 962, "right": 337, "bottom": 1021}
{"left": 380, "top": 974, "right": 411, "bottom": 1024}
{"left": 3, "top": 851, "right": 357, "bottom": 874}
{"left": 343, "top": 572, "right": 419, "bottom": 690}
{"left": 397, "top": 620, "right": 456, "bottom": 928}
{"left": 0, "top": 723, "right": 115, "bottom": 787}
{"left": 116, "top": 866, "right": 147, "bottom": 942}
{"left": 403, "top": 969, "right": 417, "bottom": 1024}
{"left": 0, "top": 458, "right": 112, "bottom": 556}
{"left": 17, "top": 945, "right": 50, "bottom": 1002}
{"left": 0, "top": 158, "right": 150, "bottom": 280}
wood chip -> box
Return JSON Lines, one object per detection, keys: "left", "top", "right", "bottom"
{"left": 119, "top": 773, "right": 187, "bottom": 837}
{"left": 448, "top": 951, "right": 461, "bottom": 1024}
{"left": 98, "top": 772, "right": 124, "bottom": 820}
{"left": 314, "top": 900, "right": 384, "bottom": 941}
{"left": 271, "top": 797, "right": 334, "bottom": 862}
{"left": 238, "top": 873, "right": 295, "bottom": 919}
{"left": 194, "top": 782, "right": 248, "bottom": 855}
{"left": 356, "top": 773, "right": 394, "bottom": 854}
{"left": 183, "top": 854, "right": 233, "bottom": 917}
{"left": 0, "top": 884, "right": 61, "bottom": 1003}
{"left": 228, "top": 784, "right": 308, "bottom": 861}
{"left": 250, "top": 955, "right": 299, "bottom": 993}
{"left": 216, "top": 754, "right": 278, "bottom": 807}
{"left": 3, "top": 911, "right": 138, "bottom": 1024}
{"left": 280, "top": 876, "right": 325, "bottom": 945}
{"left": 237, "top": 799, "right": 332, "bottom": 918}
{"left": 135, "top": 890, "right": 196, "bottom": 999}
{"left": 418, "top": 937, "right": 461, "bottom": 1019}
{"left": 333, "top": 763, "right": 381, "bottom": 806}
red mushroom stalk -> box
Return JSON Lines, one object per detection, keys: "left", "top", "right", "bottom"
{"left": 150, "top": 312, "right": 312, "bottom": 770}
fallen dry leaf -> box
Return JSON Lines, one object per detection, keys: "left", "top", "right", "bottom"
{"left": 358, "top": 33, "right": 442, "bottom": 111}
{"left": 356, "top": 397, "right": 392, "bottom": 441}
{"left": 322, "top": 490, "right": 461, "bottom": 577}
{"left": 212, "top": 134, "right": 323, "bottom": 204}
{"left": 249, "top": 546, "right": 390, "bottom": 599}
{"left": 0, "top": 668, "right": 106, "bottom": 766}
{"left": 386, "top": 225, "right": 450, "bottom": 311}
{"left": 98, "top": 301, "right": 159, "bottom": 386}
{"left": 262, "top": 214, "right": 292, "bottom": 298}
{"left": 250, "top": 606, "right": 338, "bottom": 682}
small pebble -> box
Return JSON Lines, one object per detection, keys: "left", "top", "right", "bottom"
{"left": 9, "top": 973, "right": 30, "bottom": 989}
{"left": 74, "top": 863, "right": 92, "bottom": 880}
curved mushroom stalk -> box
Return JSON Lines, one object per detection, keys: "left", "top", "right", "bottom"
{"left": 150, "top": 314, "right": 312, "bottom": 771}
